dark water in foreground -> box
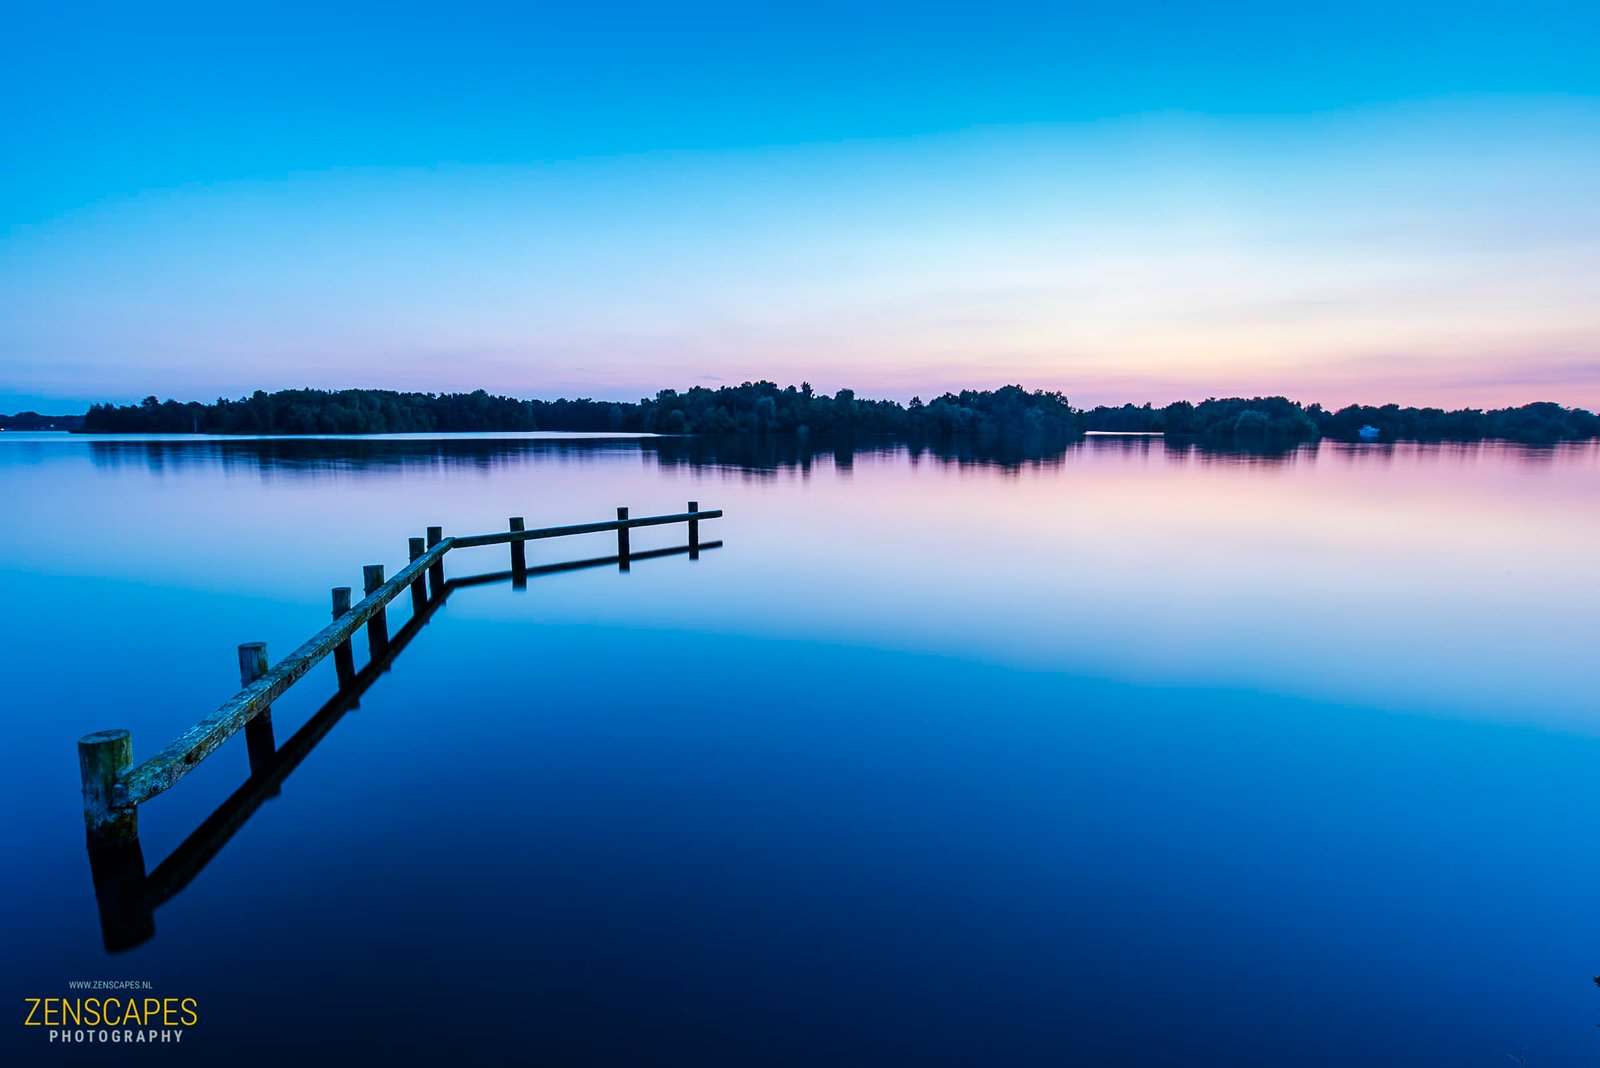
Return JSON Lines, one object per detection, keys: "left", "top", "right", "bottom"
{"left": 2, "top": 431, "right": 1598, "bottom": 1066}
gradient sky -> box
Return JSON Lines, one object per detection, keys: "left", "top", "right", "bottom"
{"left": 3, "top": 1, "right": 1598, "bottom": 412}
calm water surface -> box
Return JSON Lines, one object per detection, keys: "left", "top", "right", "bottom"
{"left": 2, "top": 432, "right": 1598, "bottom": 1065}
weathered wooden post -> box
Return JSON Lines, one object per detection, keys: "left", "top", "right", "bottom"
{"left": 688, "top": 500, "right": 700, "bottom": 560}
{"left": 617, "top": 507, "right": 631, "bottom": 571}
{"left": 426, "top": 526, "right": 445, "bottom": 597}
{"left": 238, "top": 642, "right": 276, "bottom": 774}
{"left": 509, "top": 516, "right": 527, "bottom": 570}
{"left": 78, "top": 729, "right": 137, "bottom": 848}
{"left": 408, "top": 537, "right": 428, "bottom": 614}
{"left": 363, "top": 564, "right": 389, "bottom": 654}
{"left": 509, "top": 517, "right": 527, "bottom": 590}
{"left": 331, "top": 586, "right": 355, "bottom": 686}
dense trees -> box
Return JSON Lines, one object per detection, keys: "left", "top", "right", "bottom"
{"left": 1168, "top": 397, "right": 1323, "bottom": 442}
{"left": 81, "top": 389, "right": 545, "bottom": 435}
{"left": 70, "top": 386, "right": 1600, "bottom": 444}
{"left": 1085, "top": 397, "right": 1600, "bottom": 444}
{"left": 79, "top": 383, "right": 1085, "bottom": 440}
{"left": 634, "top": 382, "right": 1081, "bottom": 437}
{"left": 1084, "top": 397, "right": 1323, "bottom": 442}
{"left": 1315, "top": 401, "right": 1600, "bottom": 443}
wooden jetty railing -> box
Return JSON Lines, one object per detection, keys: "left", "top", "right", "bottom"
{"left": 83, "top": 537, "right": 722, "bottom": 952}
{"left": 77, "top": 503, "right": 723, "bottom": 850}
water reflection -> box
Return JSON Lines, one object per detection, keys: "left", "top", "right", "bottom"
{"left": 82, "top": 431, "right": 1092, "bottom": 477}
{"left": 78, "top": 431, "right": 1599, "bottom": 483}
{"left": 83, "top": 541, "right": 720, "bottom": 953}
{"left": 2, "top": 429, "right": 1596, "bottom": 1065}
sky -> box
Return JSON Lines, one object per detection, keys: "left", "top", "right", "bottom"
{"left": 2, "top": 1, "right": 1598, "bottom": 412}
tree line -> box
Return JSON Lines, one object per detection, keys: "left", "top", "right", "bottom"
{"left": 1084, "top": 397, "right": 1600, "bottom": 444}
{"left": 78, "top": 383, "right": 1083, "bottom": 439}
{"left": 65, "top": 385, "right": 1600, "bottom": 444}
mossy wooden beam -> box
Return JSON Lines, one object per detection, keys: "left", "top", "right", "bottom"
{"left": 112, "top": 538, "right": 452, "bottom": 808}
{"left": 93, "top": 506, "right": 722, "bottom": 824}
{"left": 143, "top": 585, "right": 449, "bottom": 912}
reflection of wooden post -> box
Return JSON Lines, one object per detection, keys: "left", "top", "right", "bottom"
{"left": 509, "top": 517, "right": 526, "bottom": 581}
{"left": 688, "top": 500, "right": 700, "bottom": 560}
{"left": 426, "top": 526, "right": 445, "bottom": 596}
{"left": 238, "top": 642, "right": 275, "bottom": 774}
{"left": 78, "top": 729, "right": 137, "bottom": 848}
{"left": 363, "top": 564, "right": 388, "bottom": 655}
{"left": 408, "top": 537, "right": 428, "bottom": 614}
{"left": 331, "top": 587, "right": 355, "bottom": 686}
{"left": 617, "top": 507, "right": 630, "bottom": 571}
{"left": 87, "top": 838, "right": 153, "bottom": 953}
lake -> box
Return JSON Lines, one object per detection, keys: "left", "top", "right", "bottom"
{"left": 3, "top": 430, "right": 1598, "bottom": 1065}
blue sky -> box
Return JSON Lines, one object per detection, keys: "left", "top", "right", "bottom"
{"left": 3, "top": 1, "right": 1598, "bottom": 410}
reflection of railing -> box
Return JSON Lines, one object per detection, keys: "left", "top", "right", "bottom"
{"left": 82, "top": 531, "right": 722, "bottom": 952}
{"left": 76, "top": 504, "right": 724, "bottom": 850}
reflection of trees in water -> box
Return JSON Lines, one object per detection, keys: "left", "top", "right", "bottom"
{"left": 85, "top": 432, "right": 1091, "bottom": 478}
{"left": 1140, "top": 437, "right": 1596, "bottom": 469}
{"left": 86, "top": 433, "right": 1594, "bottom": 479}
{"left": 1159, "top": 440, "right": 1317, "bottom": 466}
{"left": 84, "top": 436, "right": 654, "bottom": 479}
{"left": 649, "top": 432, "right": 1086, "bottom": 476}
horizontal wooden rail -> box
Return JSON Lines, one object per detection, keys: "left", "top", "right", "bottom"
{"left": 450, "top": 509, "right": 723, "bottom": 549}
{"left": 144, "top": 576, "right": 452, "bottom": 914}
{"left": 77, "top": 505, "right": 721, "bottom": 847}
{"left": 114, "top": 538, "right": 452, "bottom": 809}
{"left": 85, "top": 544, "right": 730, "bottom": 953}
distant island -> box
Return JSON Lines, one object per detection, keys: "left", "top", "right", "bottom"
{"left": 1084, "top": 395, "right": 1600, "bottom": 444}
{"left": 0, "top": 411, "right": 84, "bottom": 431}
{"left": 4, "top": 384, "right": 1595, "bottom": 445}
{"left": 73, "top": 384, "right": 1082, "bottom": 439}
